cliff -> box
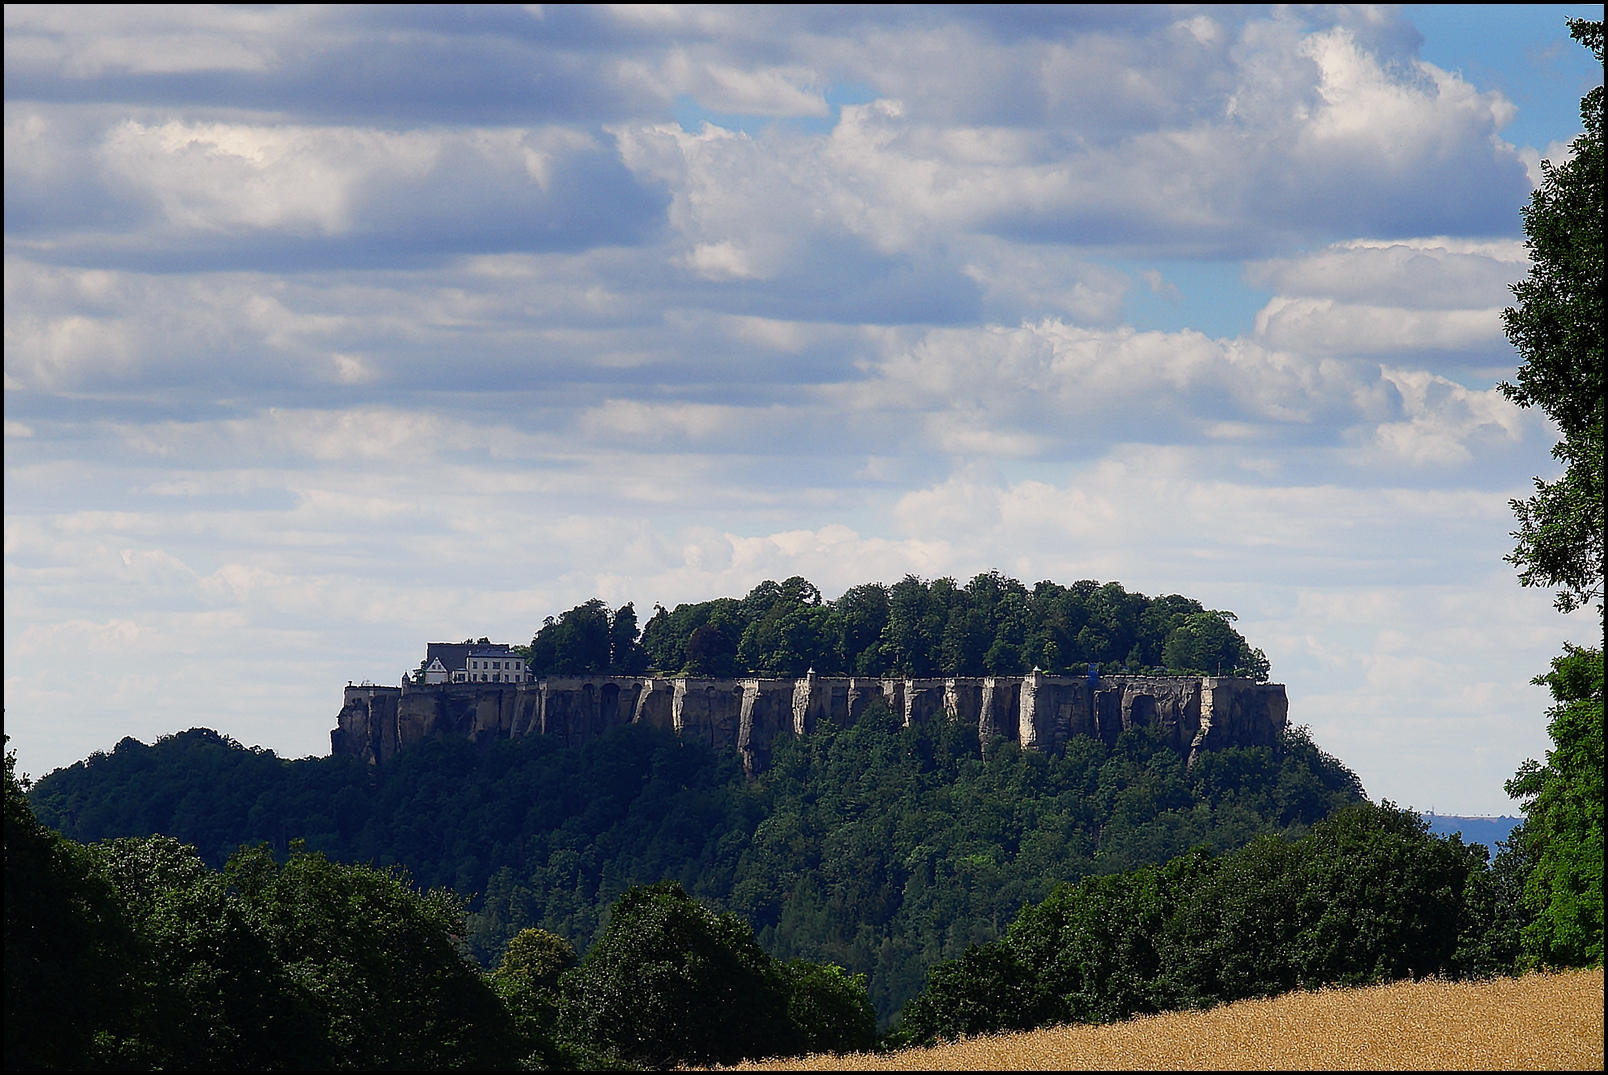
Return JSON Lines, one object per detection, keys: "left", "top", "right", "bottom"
{"left": 332, "top": 672, "right": 1287, "bottom": 775}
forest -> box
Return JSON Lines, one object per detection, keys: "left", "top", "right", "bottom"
{"left": 6, "top": 722, "right": 1543, "bottom": 1070}
{"left": 7, "top": 742, "right": 874, "bottom": 1069}
{"left": 26, "top": 701, "right": 1359, "bottom": 1024}
{"left": 522, "top": 572, "right": 1271, "bottom": 680}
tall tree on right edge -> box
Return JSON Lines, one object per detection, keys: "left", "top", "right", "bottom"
{"left": 1499, "top": 17, "right": 1604, "bottom": 971}
{"left": 1500, "top": 18, "right": 1604, "bottom": 620}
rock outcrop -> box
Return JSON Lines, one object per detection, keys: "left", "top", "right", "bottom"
{"left": 332, "top": 672, "right": 1288, "bottom": 775}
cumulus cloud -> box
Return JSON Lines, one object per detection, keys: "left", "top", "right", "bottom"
{"left": 959, "top": 238, "right": 1131, "bottom": 325}
{"left": 845, "top": 319, "right": 1366, "bottom": 454}
{"left": 3, "top": 4, "right": 303, "bottom": 78}
{"left": 1243, "top": 237, "right": 1528, "bottom": 364}
{"left": 658, "top": 51, "right": 828, "bottom": 117}
{"left": 1366, "top": 368, "right": 1527, "bottom": 466}
{"left": 4, "top": 5, "right": 1589, "bottom": 813}
{"left": 1248, "top": 238, "right": 1528, "bottom": 309}
{"left": 6, "top": 115, "right": 664, "bottom": 267}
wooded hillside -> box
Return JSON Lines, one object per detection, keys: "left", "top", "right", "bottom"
{"left": 30, "top": 703, "right": 1359, "bottom": 1022}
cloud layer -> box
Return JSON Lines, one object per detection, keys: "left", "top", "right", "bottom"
{"left": 5, "top": 5, "right": 1595, "bottom": 813}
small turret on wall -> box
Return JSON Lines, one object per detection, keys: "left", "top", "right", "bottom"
{"left": 332, "top": 672, "right": 1288, "bottom": 774}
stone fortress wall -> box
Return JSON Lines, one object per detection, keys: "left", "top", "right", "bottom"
{"left": 333, "top": 672, "right": 1288, "bottom": 776}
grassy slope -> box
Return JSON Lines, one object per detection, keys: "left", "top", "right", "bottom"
{"left": 725, "top": 968, "right": 1603, "bottom": 1071}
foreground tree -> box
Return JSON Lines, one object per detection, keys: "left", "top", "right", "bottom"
{"left": 1499, "top": 17, "right": 1605, "bottom": 972}
{"left": 559, "top": 881, "right": 794, "bottom": 1066}
{"left": 4, "top": 744, "right": 145, "bottom": 1069}
{"left": 89, "top": 836, "right": 329, "bottom": 1069}
{"left": 560, "top": 881, "right": 876, "bottom": 1065}
{"left": 7, "top": 738, "right": 529, "bottom": 1070}
{"left": 1499, "top": 17, "right": 1604, "bottom": 618}
{"left": 488, "top": 928, "right": 582, "bottom": 1069}
{"left": 778, "top": 959, "right": 879, "bottom": 1057}
{"left": 1505, "top": 646, "right": 1604, "bottom": 967}
{"left": 895, "top": 802, "right": 1485, "bottom": 1045}
{"left": 224, "top": 843, "right": 523, "bottom": 1069}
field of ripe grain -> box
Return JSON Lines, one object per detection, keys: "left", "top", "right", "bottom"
{"left": 726, "top": 968, "right": 1604, "bottom": 1071}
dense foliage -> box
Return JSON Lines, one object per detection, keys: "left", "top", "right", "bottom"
{"left": 8, "top": 745, "right": 878, "bottom": 1069}
{"left": 6, "top": 745, "right": 146, "bottom": 1069}
{"left": 1505, "top": 645, "right": 1604, "bottom": 967}
{"left": 1496, "top": 18, "right": 1605, "bottom": 974}
{"left": 526, "top": 599, "right": 651, "bottom": 676}
{"left": 5, "top": 744, "right": 526, "bottom": 1070}
{"left": 528, "top": 572, "right": 1270, "bottom": 679}
{"left": 559, "top": 881, "right": 876, "bottom": 1066}
{"left": 1498, "top": 18, "right": 1604, "bottom": 619}
{"left": 486, "top": 927, "right": 578, "bottom": 1069}
{"left": 894, "top": 802, "right": 1528, "bottom": 1046}
{"left": 31, "top": 706, "right": 1363, "bottom": 1024}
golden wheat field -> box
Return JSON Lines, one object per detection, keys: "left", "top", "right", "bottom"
{"left": 719, "top": 968, "right": 1604, "bottom": 1071}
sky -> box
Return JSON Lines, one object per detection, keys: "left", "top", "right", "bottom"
{"left": 4, "top": 4, "right": 1601, "bottom": 815}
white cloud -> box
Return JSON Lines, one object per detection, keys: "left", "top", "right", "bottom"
{"left": 1367, "top": 368, "right": 1526, "bottom": 466}
{"left": 1296, "top": 27, "right": 1513, "bottom": 165}
{"left": 684, "top": 240, "right": 761, "bottom": 279}
{"left": 717, "top": 314, "right": 815, "bottom": 352}
{"left": 4, "top": 5, "right": 1588, "bottom": 817}
{"left": 847, "top": 318, "right": 1367, "bottom": 447}
{"left": 94, "top": 121, "right": 604, "bottom": 237}
{"left": 1517, "top": 136, "right": 1581, "bottom": 187}
{"left": 1243, "top": 237, "right": 1528, "bottom": 359}
{"left": 4, "top": 4, "right": 307, "bottom": 77}
{"left": 662, "top": 51, "right": 828, "bottom": 117}
{"left": 1253, "top": 297, "right": 1507, "bottom": 355}
{"left": 1248, "top": 238, "right": 1527, "bottom": 308}
{"left": 578, "top": 399, "right": 754, "bottom": 443}
{"left": 598, "top": 17, "right": 1529, "bottom": 290}
{"left": 960, "top": 239, "right": 1131, "bottom": 324}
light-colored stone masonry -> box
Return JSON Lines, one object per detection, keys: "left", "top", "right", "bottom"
{"left": 333, "top": 673, "right": 1288, "bottom": 775}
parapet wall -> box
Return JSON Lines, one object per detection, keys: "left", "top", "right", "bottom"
{"left": 333, "top": 673, "right": 1288, "bottom": 774}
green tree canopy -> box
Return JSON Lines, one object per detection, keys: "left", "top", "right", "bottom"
{"left": 558, "top": 881, "right": 876, "bottom": 1065}
{"left": 88, "top": 835, "right": 329, "bottom": 1070}
{"left": 529, "top": 599, "right": 650, "bottom": 675}
{"left": 1505, "top": 645, "right": 1604, "bottom": 967}
{"left": 31, "top": 712, "right": 1368, "bottom": 1026}
{"left": 487, "top": 928, "right": 579, "bottom": 1069}
{"left": 224, "top": 843, "right": 522, "bottom": 1069}
{"left": 558, "top": 880, "right": 794, "bottom": 1066}
{"left": 1161, "top": 610, "right": 1271, "bottom": 679}
{"left": 1499, "top": 17, "right": 1605, "bottom": 975}
{"left": 4, "top": 743, "right": 146, "bottom": 1069}
{"left": 896, "top": 802, "right": 1487, "bottom": 1046}
{"left": 613, "top": 573, "right": 1272, "bottom": 679}
{"left": 1499, "top": 17, "right": 1604, "bottom": 619}
{"left": 778, "top": 958, "right": 879, "bottom": 1056}
{"left": 6, "top": 740, "right": 525, "bottom": 1070}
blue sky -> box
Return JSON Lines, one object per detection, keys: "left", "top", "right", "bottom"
{"left": 4, "top": 5, "right": 1601, "bottom": 814}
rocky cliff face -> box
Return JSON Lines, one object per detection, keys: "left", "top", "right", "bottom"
{"left": 333, "top": 672, "right": 1288, "bottom": 774}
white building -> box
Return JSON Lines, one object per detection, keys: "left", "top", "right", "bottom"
{"left": 418, "top": 641, "right": 530, "bottom": 684}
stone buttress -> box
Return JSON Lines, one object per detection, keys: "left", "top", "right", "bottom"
{"left": 334, "top": 672, "right": 1288, "bottom": 774}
